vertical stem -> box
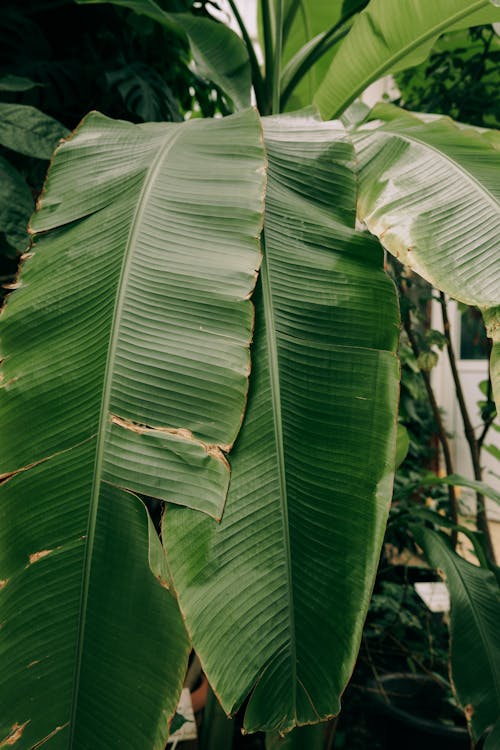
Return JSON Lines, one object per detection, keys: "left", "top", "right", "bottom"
{"left": 227, "top": 0, "right": 266, "bottom": 110}
{"left": 439, "top": 292, "right": 496, "bottom": 563}
{"left": 272, "top": 0, "right": 284, "bottom": 114}
{"left": 261, "top": 0, "right": 275, "bottom": 113}
{"left": 402, "top": 313, "right": 459, "bottom": 546}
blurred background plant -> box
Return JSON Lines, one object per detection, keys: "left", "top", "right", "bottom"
{"left": 0, "top": 0, "right": 229, "bottom": 305}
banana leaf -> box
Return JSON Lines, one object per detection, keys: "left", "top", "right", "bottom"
{"left": 163, "top": 112, "right": 400, "bottom": 733}
{"left": 413, "top": 525, "right": 500, "bottom": 742}
{"left": 352, "top": 108, "right": 500, "bottom": 408}
{"left": 0, "top": 108, "right": 266, "bottom": 749}
{"left": 314, "top": 0, "right": 500, "bottom": 119}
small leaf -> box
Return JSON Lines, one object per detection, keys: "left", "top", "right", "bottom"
{"left": 0, "top": 103, "right": 68, "bottom": 159}
{"left": 417, "top": 350, "right": 438, "bottom": 372}
{"left": 0, "top": 74, "right": 42, "bottom": 92}
{"left": 395, "top": 423, "right": 410, "bottom": 468}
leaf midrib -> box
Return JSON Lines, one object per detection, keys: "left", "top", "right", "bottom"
{"left": 370, "top": 125, "right": 500, "bottom": 213}
{"left": 329, "top": 0, "right": 488, "bottom": 118}
{"left": 260, "top": 237, "right": 298, "bottom": 715}
{"left": 68, "top": 125, "right": 182, "bottom": 745}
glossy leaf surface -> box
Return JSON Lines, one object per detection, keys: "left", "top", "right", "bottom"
{"left": 413, "top": 526, "right": 500, "bottom": 741}
{"left": 314, "top": 0, "right": 500, "bottom": 119}
{"left": 353, "top": 108, "right": 500, "bottom": 408}
{"left": 0, "top": 108, "right": 266, "bottom": 748}
{"left": 164, "top": 113, "right": 400, "bottom": 734}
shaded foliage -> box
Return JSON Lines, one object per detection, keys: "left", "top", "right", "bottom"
{"left": 396, "top": 26, "right": 500, "bottom": 128}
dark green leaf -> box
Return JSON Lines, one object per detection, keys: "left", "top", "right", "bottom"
{"left": 0, "top": 103, "right": 68, "bottom": 159}
{"left": 164, "top": 113, "right": 400, "bottom": 733}
{"left": 412, "top": 526, "right": 500, "bottom": 741}
{"left": 77, "top": 0, "right": 251, "bottom": 109}
{"left": 0, "top": 156, "right": 33, "bottom": 250}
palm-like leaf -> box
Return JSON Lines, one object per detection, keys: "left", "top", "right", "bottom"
{"left": 0, "top": 109, "right": 266, "bottom": 748}
{"left": 413, "top": 526, "right": 500, "bottom": 742}
{"left": 163, "top": 113, "right": 400, "bottom": 734}
{"left": 314, "top": 0, "right": 500, "bottom": 119}
{"left": 352, "top": 107, "right": 500, "bottom": 407}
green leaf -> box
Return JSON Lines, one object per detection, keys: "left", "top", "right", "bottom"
{"left": 0, "top": 103, "right": 68, "bottom": 159}
{"left": 412, "top": 526, "right": 500, "bottom": 741}
{"left": 0, "top": 108, "right": 266, "bottom": 746}
{"left": 0, "top": 74, "right": 42, "bottom": 92}
{"left": 395, "top": 423, "right": 410, "bottom": 468}
{"left": 76, "top": 0, "right": 251, "bottom": 109}
{"left": 484, "top": 444, "right": 500, "bottom": 462}
{"left": 164, "top": 113, "right": 400, "bottom": 733}
{"left": 352, "top": 110, "right": 500, "bottom": 409}
{"left": 265, "top": 723, "right": 325, "bottom": 749}
{"left": 0, "top": 156, "right": 33, "bottom": 250}
{"left": 279, "top": 0, "right": 367, "bottom": 110}
{"left": 314, "top": 0, "right": 500, "bottom": 119}
{"left": 423, "top": 473, "right": 500, "bottom": 507}
{"left": 485, "top": 719, "right": 500, "bottom": 750}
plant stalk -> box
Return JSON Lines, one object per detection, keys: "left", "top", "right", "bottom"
{"left": 261, "top": 0, "right": 275, "bottom": 113}
{"left": 402, "top": 312, "right": 459, "bottom": 546}
{"left": 272, "top": 0, "right": 284, "bottom": 114}
{"left": 227, "top": 0, "right": 266, "bottom": 110}
{"left": 438, "top": 292, "right": 496, "bottom": 563}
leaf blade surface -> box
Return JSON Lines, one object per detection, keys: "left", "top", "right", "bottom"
{"left": 164, "top": 113, "right": 400, "bottom": 733}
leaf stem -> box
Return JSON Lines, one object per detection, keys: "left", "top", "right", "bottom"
{"left": 280, "top": 19, "right": 354, "bottom": 111}
{"left": 272, "top": 0, "right": 284, "bottom": 114}
{"left": 227, "top": 0, "right": 265, "bottom": 110}
{"left": 261, "top": 0, "right": 274, "bottom": 113}
{"left": 438, "top": 292, "right": 496, "bottom": 564}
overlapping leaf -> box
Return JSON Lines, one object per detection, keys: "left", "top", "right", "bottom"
{"left": 163, "top": 113, "right": 400, "bottom": 734}
{"left": 413, "top": 526, "right": 500, "bottom": 742}
{"left": 275, "top": 1, "right": 367, "bottom": 110}
{"left": 0, "top": 108, "right": 266, "bottom": 748}
{"left": 77, "top": 0, "right": 252, "bottom": 109}
{"left": 352, "top": 107, "right": 500, "bottom": 407}
{"left": 314, "top": 0, "right": 500, "bottom": 119}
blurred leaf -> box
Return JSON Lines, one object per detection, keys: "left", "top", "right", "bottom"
{"left": 395, "top": 423, "right": 410, "bottom": 468}
{"left": 0, "top": 74, "right": 42, "bottom": 91}
{"left": 265, "top": 723, "right": 324, "bottom": 749}
{"left": 0, "top": 156, "right": 33, "bottom": 251}
{"left": 484, "top": 444, "right": 500, "bottom": 461}
{"left": 0, "top": 103, "right": 68, "bottom": 159}
{"left": 77, "top": 0, "right": 251, "bottom": 109}
{"left": 106, "top": 62, "right": 182, "bottom": 121}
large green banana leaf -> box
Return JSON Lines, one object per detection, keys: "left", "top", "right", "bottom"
{"left": 412, "top": 526, "right": 500, "bottom": 742}
{"left": 0, "top": 109, "right": 266, "bottom": 748}
{"left": 163, "top": 113, "right": 400, "bottom": 734}
{"left": 77, "top": 0, "right": 251, "bottom": 109}
{"left": 352, "top": 107, "right": 500, "bottom": 408}
{"left": 277, "top": 0, "right": 368, "bottom": 110}
{"left": 314, "top": 0, "right": 500, "bottom": 119}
